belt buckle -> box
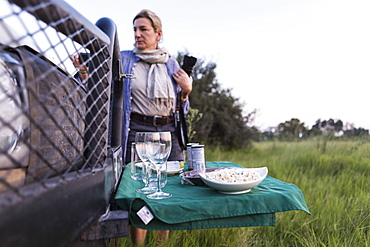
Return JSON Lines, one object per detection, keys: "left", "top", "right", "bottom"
{"left": 153, "top": 115, "right": 163, "bottom": 127}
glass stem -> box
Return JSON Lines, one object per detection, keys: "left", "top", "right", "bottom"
{"left": 156, "top": 164, "right": 162, "bottom": 193}
{"left": 145, "top": 162, "right": 151, "bottom": 187}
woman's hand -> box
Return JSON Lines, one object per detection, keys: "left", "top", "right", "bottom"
{"left": 71, "top": 54, "right": 88, "bottom": 79}
{"left": 173, "top": 68, "right": 192, "bottom": 102}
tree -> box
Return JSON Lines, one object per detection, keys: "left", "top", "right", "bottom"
{"left": 343, "top": 127, "right": 369, "bottom": 137}
{"left": 309, "top": 118, "right": 344, "bottom": 137}
{"left": 277, "top": 118, "right": 307, "bottom": 141}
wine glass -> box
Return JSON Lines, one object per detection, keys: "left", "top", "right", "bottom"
{"left": 135, "top": 132, "right": 156, "bottom": 194}
{"left": 147, "top": 162, "right": 167, "bottom": 189}
{"left": 145, "top": 132, "right": 172, "bottom": 199}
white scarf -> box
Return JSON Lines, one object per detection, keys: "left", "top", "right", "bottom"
{"left": 134, "top": 47, "right": 174, "bottom": 100}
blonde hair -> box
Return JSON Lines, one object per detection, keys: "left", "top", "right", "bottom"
{"left": 133, "top": 9, "right": 162, "bottom": 33}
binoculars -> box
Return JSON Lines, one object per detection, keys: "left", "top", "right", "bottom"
{"left": 181, "top": 55, "right": 197, "bottom": 76}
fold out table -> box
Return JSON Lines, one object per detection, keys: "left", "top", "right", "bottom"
{"left": 115, "top": 161, "right": 310, "bottom": 230}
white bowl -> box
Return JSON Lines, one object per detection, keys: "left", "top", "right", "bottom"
{"left": 199, "top": 167, "right": 268, "bottom": 194}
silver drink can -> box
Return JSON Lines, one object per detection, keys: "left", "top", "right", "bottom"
{"left": 191, "top": 144, "right": 206, "bottom": 171}
{"left": 186, "top": 143, "right": 199, "bottom": 170}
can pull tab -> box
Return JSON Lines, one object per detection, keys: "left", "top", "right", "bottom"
{"left": 120, "top": 74, "right": 136, "bottom": 79}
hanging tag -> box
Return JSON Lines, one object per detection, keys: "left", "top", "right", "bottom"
{"left": 137, "top": 206, "right": 154, "bottom": 225}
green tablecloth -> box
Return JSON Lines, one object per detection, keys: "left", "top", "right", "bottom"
{"left": 115, "top": 161, "right": 310, "bottom": 230}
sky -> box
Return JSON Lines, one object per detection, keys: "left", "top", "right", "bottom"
{"left": 65, "top": 0, "right": 370, "bottom": 131}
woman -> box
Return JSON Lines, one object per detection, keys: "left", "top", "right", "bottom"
{"left": 121, "top": 9, "right": 192, "bottom": 165}
{"left": 121, "top": 9, "right": 192, "bottom": 245}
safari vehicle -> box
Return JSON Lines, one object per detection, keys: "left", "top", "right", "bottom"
{"left": 0, "top": 0, "right": 128, "bottom": 246}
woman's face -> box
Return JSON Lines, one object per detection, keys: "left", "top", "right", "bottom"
{"left": 133, "top": 18, "right": 162, "bottom": 51}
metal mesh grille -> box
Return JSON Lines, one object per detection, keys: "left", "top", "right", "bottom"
{"left": 0, "top": 0, "right": 115, "bottom": 207}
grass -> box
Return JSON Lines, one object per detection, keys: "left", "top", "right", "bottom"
{"left": 117, "top": 139, "right": 370, "bottom": 246}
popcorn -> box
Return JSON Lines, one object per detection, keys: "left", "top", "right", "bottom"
{"left": 202, "top": 168, "right": 261, "bottom": 183}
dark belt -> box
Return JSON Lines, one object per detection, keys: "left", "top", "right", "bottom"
{"left": 130, "top": 112, "right": 174, "bottom": 126}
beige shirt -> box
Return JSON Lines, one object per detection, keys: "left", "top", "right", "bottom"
{"left": 131, "top": 60, "right": 175, "bottom": 116}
